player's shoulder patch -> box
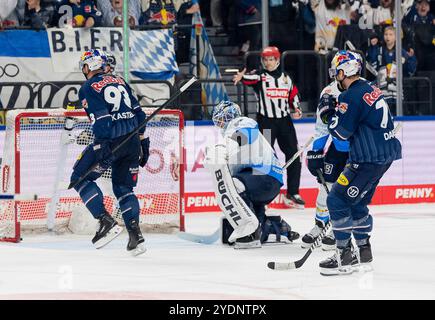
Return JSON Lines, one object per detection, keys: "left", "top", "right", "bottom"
{"left": 338, "top": 102, "right": 348, "bottom": 113}
{"left": 337, "top": 173, "right": 349, "bottom": 186}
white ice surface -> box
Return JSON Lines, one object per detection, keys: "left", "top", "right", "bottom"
{"left": 1, "top": 203, "right": 435, "bottom": 300}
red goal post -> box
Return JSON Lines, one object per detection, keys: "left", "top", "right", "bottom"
{"left": 0, "top": 108, "right": 185, "bottom": 242}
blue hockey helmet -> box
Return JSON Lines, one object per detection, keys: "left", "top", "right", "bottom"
{"left": 212, "top": 101, "right": 241, "bottom": 129}
{"left": 79, "top": 49, "right": 107, "bottom": 72}
{"left": 330, "top": 50, "right": 362, "bottom": 78}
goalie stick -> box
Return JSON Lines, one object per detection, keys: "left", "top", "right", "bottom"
{"left": 177, "top": 227, "right": 221, "bottom": 245}
{"left": 68, "top": 76, "right": 198, "bottom": 190}
{"left": 179, "top": 135, "right": 315, "bottom": 245}
{"left": 268, "top": 123, "right": 403, "bottom": 270}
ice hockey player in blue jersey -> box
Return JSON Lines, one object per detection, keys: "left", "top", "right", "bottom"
{"left": 318, "top": 50, "right": 402, "bottom": 276}
{"left": 70, "top": 49, "right": 150, "bottom": 256}
{"left": 203, "top": 101, "right": 299, "bottom": 249}
{"left": 303, "top": 51, "right": 351, "bottom": 251}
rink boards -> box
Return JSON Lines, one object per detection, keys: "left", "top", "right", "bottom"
{"left": 1, "top": 117, "right": 434, "bottom": 212}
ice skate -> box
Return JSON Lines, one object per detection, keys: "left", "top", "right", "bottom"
{"left": 127, "top": 219, "right": 146, "bottom": 256}
{"left": 92, "top": 213, "right": 123, "bottom": 249}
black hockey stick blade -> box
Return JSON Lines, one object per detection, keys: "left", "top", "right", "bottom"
{"left": 67, "top": 77, "right": 198, "bottom": 190}
{"left": 268, "top": 221, "right": 331, "bottom": 271}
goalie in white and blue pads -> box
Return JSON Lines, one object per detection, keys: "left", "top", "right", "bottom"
{"left": 204, "top": 101, "right": 299, "bottom": 249}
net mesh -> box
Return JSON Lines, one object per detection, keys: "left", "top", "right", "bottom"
{"left": 0, "top": 109, "right": 184, "bottom": 241}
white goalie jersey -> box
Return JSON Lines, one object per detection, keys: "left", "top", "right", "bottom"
{"left": 223, "top": 117, "right": 284, "bottom": 184}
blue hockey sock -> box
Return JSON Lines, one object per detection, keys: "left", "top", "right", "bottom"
{"left": 118, "top": 193, "right": 140, "bottom": 231}
{"left": 75, "top": 180, "right": 105, "bottom": 219}
{"left": 352, "top": 215, "right": 373, "bottom": 246}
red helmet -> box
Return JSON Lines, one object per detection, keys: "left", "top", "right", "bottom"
{"left": 261, "top": 46, "right": 281, "bottom": 60}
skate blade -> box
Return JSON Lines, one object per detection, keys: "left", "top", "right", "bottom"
{"left": 320, "top": 266, "right": 354, "bottom": 276}
{"left": 234, "top": 240, "right": 261, "bottom": 249}
{"left": 353, "top": 263, "right": 373, "bottom": 273}
{"left": 94, "top": 226, "right": 123, "bottom": 249}
{"left": 130, "top": 243, "right": 147, "bottom": 257}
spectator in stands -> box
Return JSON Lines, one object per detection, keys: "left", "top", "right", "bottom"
{"left": 54, "top": 0, "right": 102, "bottom": 28}
{"left": 139, "top": 0, "right": 199, "bottom": 25}
{"left": 210, "top": 0, "right": 225, "bottom": 33}
{"left": 22, "top": 0, "right": 55, "bottom": 28}
{"left": 98, "top": 0, "right": 141, "bottom": 27}
{"left": 0, "top": 0, "right": 20, "bottom": 27}
{"left": 236, "top": 0, "right": 262, "bottom": 55}
{"left": 310, "top": 0, "right": 351, "bottom": 54}
{"left": 403, "top": 0, "right": 435, "bottom": 25}
{"left": 372, "top": 0, "right": 394, "bottom": 25}
{"left": 366, "top": 26, "right": 417, "bottom": 114}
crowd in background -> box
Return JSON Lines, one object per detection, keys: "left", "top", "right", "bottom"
{"left": 0, "top": 0, "right": 200, "bottom": 29}
{"left": 1, "top": 0, "right": 434, "bottom": 115}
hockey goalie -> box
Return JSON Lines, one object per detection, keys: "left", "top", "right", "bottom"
{"left": 203, "top": 101, "right": 300, "bottom": 249}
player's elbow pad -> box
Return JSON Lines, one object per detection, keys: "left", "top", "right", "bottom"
{"left": 329, "top": 127, "right": 350, "bottom": 141}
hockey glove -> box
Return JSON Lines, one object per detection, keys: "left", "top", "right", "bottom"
{"left": 318, "top": 94, "right": 337, "bottom": 124}
{"left": 139, "top": 136, "right": 150, "bottom": 167}
{"left": 306, "top": 150, "right": 325, "bottom": 178}
{"left": 93, "top": 139, "right": 113, "bottom": 166}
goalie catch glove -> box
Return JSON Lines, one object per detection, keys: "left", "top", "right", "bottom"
{"left": 260, "top": 216, "right": 300, "bottom": 243}
{"left": 139, "top": 136, "right": 150, "bottom": 167}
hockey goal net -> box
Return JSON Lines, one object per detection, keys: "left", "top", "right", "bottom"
{"left": 0, "top": 108, "right": 185, "bottom": 242}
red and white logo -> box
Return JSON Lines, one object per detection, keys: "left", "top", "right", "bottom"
{"left": 2, "top": 165, "right": 10, "bottom": 193}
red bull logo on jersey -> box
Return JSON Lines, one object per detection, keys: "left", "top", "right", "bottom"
{"left": 338, "top": 102, "right": 348, "bottom": 113}
{"left": 363, "top": 86, "right": 383, "bottom": 106}
{"left": 327, "top": 17, "right": 347, "bottom": 28}
{"left": 91, "top": 76, "right": 125, "bottom": 93}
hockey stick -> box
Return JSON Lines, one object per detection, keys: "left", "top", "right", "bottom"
{"left": 68, "top": 76, "right": 198, "bottom": 190}
{"left": 177, "top": 227, "right": 221, "bottom": 245}
{"left": 267, "top": 169, "right": 331, "bottom": 270}
{"left": 282, "top": 135, "right": 315, "bottom": 170}
{"left": 268, "top": 123, "right": 403, "bottom": 270}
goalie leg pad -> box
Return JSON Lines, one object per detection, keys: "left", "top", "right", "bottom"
{"left": 211, "top": 164, "right": 259, "bottom": 243}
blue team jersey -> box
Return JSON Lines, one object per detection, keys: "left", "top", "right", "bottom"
{"left": 328, "top": 79, "right": 402, "bottom": 164}
{"left": 79, "top": 73, "right": 146, "bottom": 141}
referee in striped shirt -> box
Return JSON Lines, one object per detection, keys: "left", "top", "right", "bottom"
{"left": 233, "top": 46, "right": 306, "bottom": 208}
